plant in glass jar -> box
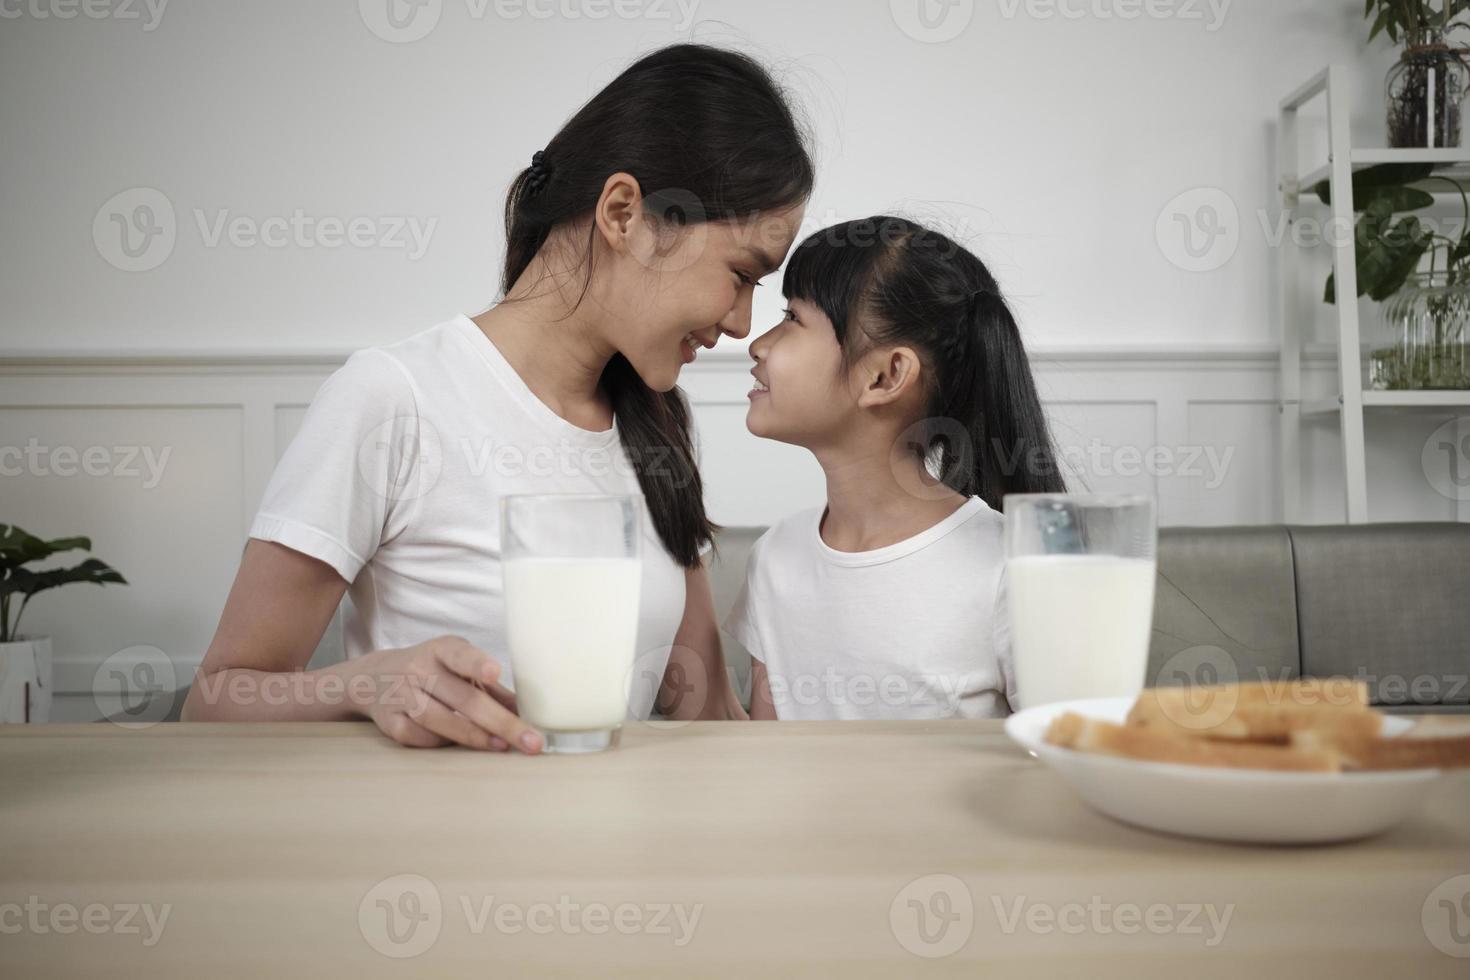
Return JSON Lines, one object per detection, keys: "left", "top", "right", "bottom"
{"left": 1369, "top": 0, "right": 1470, "bottom": 147}
{"left": 1318, "top": 163, "right": 1470, "bottom": 389}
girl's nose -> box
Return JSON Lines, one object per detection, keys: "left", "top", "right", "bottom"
{"left": 748, "top": 325, "right": 774, "bottom": 360}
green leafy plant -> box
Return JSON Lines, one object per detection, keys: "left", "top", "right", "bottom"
{"left": 1366, "top": 0, "right": 1470, "bottom": 48}
{"left": 1316, "top": 163, "right": 1470, "bottom": 303}
{"left": 0, "top": 525, "right": 126, "bottom": 643}
{"left": 1369, "top": 2, "right": 1470, "bottom": 146}
{"left": 1315, "top": 165, "right": 1470, "bottom": 388}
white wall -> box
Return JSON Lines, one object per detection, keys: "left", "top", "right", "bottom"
{"left": 0, "top": 0, "right": 1394, "bottom": 354}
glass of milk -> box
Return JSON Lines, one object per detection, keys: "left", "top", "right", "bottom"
{"left": 1003, "top": 494, "right": 1156, "bottom": 710}
{"left": 500, "top": 494, "right": 643, "bottom": 753}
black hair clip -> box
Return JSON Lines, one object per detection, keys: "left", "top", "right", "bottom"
{"left": 525, "top": 149, "right": 552, "bottom": 198}
{"left": 964, "top": 289, "right": 987, "bottom": 316}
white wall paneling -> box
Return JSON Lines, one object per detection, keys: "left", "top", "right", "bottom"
{"left": 3, "top": 345, "right": 1464, "bottom": 720}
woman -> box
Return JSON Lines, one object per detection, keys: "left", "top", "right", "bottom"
{"left": 181, "top": 44, "right": 814, "bottom": 751}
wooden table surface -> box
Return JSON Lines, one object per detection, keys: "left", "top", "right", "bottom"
{"left": 2, "top": 719, "right": 1468, "bottom": 978}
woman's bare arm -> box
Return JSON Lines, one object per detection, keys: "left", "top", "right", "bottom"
{"left": 181, "top": 540, "right": 544, "bottom": 752}
{"left": 748, "top": 658, "right": 778, "bottom": 720}
{"left": 657, "top": 561, "right": 748, "bottom": 721}
{"left": 181, "top": 540, "right": 352, "bottom": 721}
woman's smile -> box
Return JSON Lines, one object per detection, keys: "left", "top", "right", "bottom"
{"left": 682, "top": 331, "right": 717, "bottom": 364}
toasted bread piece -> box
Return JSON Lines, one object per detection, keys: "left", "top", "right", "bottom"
{"left": 1405, "top": 716, "right": 1470, "bottom": 738}
{"left": 1044, "top": 712, "right": 1087, "bottom": 748}
{"left": 1129, "top": 678, "right": 1367, "bottom": 719}
{"left": 1046, "top": 715, "right": 1341, "bottom": 772}
{"left": 1129, "top": 699, "right": 1383, "bottom": 742}
{"left": 1291, "top": 730, "right": 1470, "bottom": 771}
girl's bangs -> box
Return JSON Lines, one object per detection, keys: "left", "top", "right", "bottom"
{"left": 780, "top": 225, "right": 885, "bottom": 343}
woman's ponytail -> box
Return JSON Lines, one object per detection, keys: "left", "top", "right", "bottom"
{"left": 497, "top": 44, "right": 814, "bottom": 568}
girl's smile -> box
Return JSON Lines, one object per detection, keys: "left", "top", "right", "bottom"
{"left": 748, "top": 367, "right": 770, "bottom": 399}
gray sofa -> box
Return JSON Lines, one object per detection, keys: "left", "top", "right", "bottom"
{"left": 140, "top": 522, "right": 1468, "bottom": 723}
{"left": 706, "top": 522, "right": 1470, "bottom": 715}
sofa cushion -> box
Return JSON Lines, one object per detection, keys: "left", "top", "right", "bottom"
{"left": 1147, "top": 526, "right": 1302, "bottom": 690}
{"left": 706, "top": 527, "right": 766, "bottom": 701}
{"left": 1290, "top": 523, "right": 1470, "bottom": 708}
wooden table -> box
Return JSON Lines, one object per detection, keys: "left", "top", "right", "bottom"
{"left": 2, "top": 720, "right": 1468, "bottom": 978}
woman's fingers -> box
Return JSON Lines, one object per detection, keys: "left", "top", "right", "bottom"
{"left": 432, "top": 636, "right": 502, "bottom": 687}
{"left": 476, "top": 677, "right": 518, "bottom": 714}
{"left": 363, "top": 636, "right": 539, "bottom": 752}
{"left": 406, "top": 696, "right": 507, "bottom": 751}
{"left": 427, "top": 671, "right": 541, "bottom": 754}
{"left": 383, "top": 712, "right": 452, "bottom": 748}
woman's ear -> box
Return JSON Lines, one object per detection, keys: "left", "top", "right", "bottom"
{"left": 855, "top": 346, "right": 924, "bottom": 409}
{"left": 593, "top": 172, "right": 644, "bottom": 254}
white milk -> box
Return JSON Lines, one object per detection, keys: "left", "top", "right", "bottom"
{"left": 503, "top": 557, "right": 642, "bottom": 732}
{"left": 1007, "top": 555, "right": 1156, "bottom": 709}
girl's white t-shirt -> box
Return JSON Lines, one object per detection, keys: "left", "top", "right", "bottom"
{"left": 723, "top": 496, "right": 1017, "bottom": 721}
{"left": 249, "top": 313, "right": 700, "bottom": 718}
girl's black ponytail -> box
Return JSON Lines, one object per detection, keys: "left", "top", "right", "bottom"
{"left": 956, "top": 289, "right": 1066, "bottom": 507}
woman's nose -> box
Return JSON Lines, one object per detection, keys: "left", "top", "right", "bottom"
{"left": 718, "top": 290, "right": 755, "bottom": 340}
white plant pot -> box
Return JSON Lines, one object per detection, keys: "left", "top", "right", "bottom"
{"left": 0, "top": 636, "right": 52, "bottom": 723}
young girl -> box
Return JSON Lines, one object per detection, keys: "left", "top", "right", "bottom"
{"left": 723, "top": 216, "right": 1065, "bottom": 721}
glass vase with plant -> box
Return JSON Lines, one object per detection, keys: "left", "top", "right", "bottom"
{"left": 1318, "top": 162, "right": 1470, "bottom": 389}
{"left": 1368, "top": 0, "right": 1470, "bottom": 147}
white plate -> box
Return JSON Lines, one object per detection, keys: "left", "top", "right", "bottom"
{"left": 1004, "top": 697, "right": 1444, "bottom": 844}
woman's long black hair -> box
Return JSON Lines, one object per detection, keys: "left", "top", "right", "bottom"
{"left": 782, "top": 216, "right": 1065, "bottom": 510}
{"left": 500, "top": 44, "right": 814, "bottom": 568}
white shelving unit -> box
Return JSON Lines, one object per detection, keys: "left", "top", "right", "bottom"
{"left": 1277, "top": 66, "right": 1470, "bottom": 523}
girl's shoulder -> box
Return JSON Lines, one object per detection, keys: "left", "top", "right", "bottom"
{"left": 749, "top": 505, "right": 824, "bottom": 558}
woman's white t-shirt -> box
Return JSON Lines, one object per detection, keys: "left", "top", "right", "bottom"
{"left": 722, "top": 496, "right": 1017, "bottom": 721}
{"left": 249, "top": 313, "right": 700, "bottom": 718}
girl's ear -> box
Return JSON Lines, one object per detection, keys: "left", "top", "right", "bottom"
{"left": 593, "top": 172, "right": 645, "bottom": 254}
{"left": 855, "top": 346, "right": 924, "bottom": 409}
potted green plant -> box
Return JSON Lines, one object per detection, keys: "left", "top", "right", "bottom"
{"left": 1318, "top": 163, "right": 1470, "bottom": 389}
{"left": 1369, "top": 1, "right": 1470, "bottom": 147}
{"left": 0, "top": 525, "right": 126, "bottom": 723}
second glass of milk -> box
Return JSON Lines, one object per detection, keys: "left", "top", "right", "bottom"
{"left": 1003, "top": 494, "right": 1157, "bottom": 710}
{"left": 500, "top": 493, "right": 643, "bottom": 754}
